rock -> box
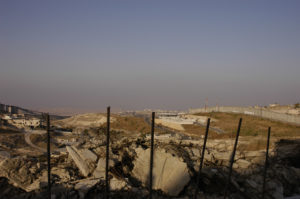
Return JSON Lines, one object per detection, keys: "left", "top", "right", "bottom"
{"left": 66, "top": 146, "right": 97, "bottom": 177}
{"left": 74, "top": 178, "right": 99, "bottom": 199}
{"left": 23, "top": 170, "right": 48, "bottom": 192}
{"left": 52, "top": 167, "right": 70, "bottom": 182}
{"left": 235, "top": 159, "right": 251, "bottom": 169}
{"left": 203, "top": 150, "right": 213, "bottom": 162}
{"left": 132, "top": 147, "right": 190, "bottom": 196}
{"left": 212, "top": 151, "right": 231, "bottom": 165}
{"left": 29, "top": 165, "right": 38, "bottom": 174}
{"left": 191, "top": 148, "right": 201, "bottom": 158}
{"left": 93, "top": 158, "right": 116, "bottom": 179}
{"left": 78, "top": 148, "right": 97, "bottom": 162}
{"left": 244, "top": 150, "right": 265, "bottom": 158}
{"left": 92, "top": 158, "right": 105, "bottom": 179}
{"left": 0, "top": 157, "right": 34, "bottom": 191}
{"left": 110, "top": 177, "right": 127, "bottom": 190}
{"left": 251, "top": 156, "right": 265, "bottom": 165}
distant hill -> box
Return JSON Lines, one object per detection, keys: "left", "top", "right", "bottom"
{"left": 36, "top": 107, "right": 104, "bottom": 116}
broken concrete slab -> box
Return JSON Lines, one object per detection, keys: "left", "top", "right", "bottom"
{"left": 0, "top": 157, "right": 34, "bottom": 191}
{"left": 66, "top": 146, "right": 97, "bottom": 177}
{"left": 132, "top": 147, "right": 190, "bottom": 196}
{"left": 110, "top": 177, "right": 127, "bottom": 191}
{"left": 93, "top": 157, "right": 116, "bottom": 179}
{"left": 78, "top": 148, "right": 97, "bottom": 162}
{"left": 74, "top": 178, "right": 99, "bottom": 199}
{"left": 25, "top": 171, "right": 48, "bottom": 192}
{"left": 235, "top": 159, "right": 251, "bottom": 169}
{"left": 52, "top": 167, "right": 71, "bottom": 182}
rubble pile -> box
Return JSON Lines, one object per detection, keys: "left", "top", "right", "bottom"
{"left": 0, "top": 129, "right": 300, "bottom": 199}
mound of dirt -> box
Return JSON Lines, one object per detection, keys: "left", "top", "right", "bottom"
{"left": 53, "top": 113, "right": 116, "bottom": 128}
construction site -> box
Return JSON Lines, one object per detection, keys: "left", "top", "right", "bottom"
{"left": 0, "top": 104, "right": 300, "bottom": 199}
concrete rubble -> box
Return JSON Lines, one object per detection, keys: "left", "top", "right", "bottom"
{"left": 74, "top": 178, "right": 99, "bottom": 199}
{"left": 132, "top": 147, "right": 190, "bottom": 196}
{"left": 0, "top": 126, "right": 300, "bottom": 199}
{"left": 0, "top": 157, "right": 35, "bottom": 191}
{"left": 66, "top": 146, "right": 97, "bottom": 177}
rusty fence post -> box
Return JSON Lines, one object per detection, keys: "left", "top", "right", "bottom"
{"left": 194, "top": 118, "right": 211, "bottom": 199}
{"left": 262, "top": 127, "right": 271, "bottom": 199}
{"left": 224, "top": 118, "right": 242, "bottom": 199}
{"left": 46, "top": 113, "right": 51, "bottom": 199}
{"left": 105, "top": 106, "right": 110, "bottom": 199}
{"left": 149, "top": 112, "right": 155, "bottom": 199}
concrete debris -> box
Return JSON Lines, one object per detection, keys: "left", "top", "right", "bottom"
{"left": 132, "top": 147, "right": 190, "bottom": 196}
{"left": 25, "top": 174, "right": 47, "bottom": 192}
{"left": 235, "top": 159, "right": 251, "bottom": 169}
{"left": 93, "top": 157, "right": 116, "bottom": 179}
{"left": 66, "top": 146, "right": 97, "bottom": 177}
{"left": 0, "top": 119, "right": 300, "bottom": 199}
{"left": 0, "top": 157, "right": 34, "bottom": 191}
{"left": 52, "top": 167, "right": 71, "bottom": 182}
{"left": 110, "top": 177, "right": 128, "bottom": 191}
{"left": 74, "top": 178, "right": 99, "bottom": 199}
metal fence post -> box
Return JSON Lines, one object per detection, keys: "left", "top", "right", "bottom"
{"left": 194, "top": 118, "right": 211, "bottom": 199}
{"left": 46, "top": 113, "right": 51, "bottom": 199}
{"left": 224, "top": 118, "right": 242, "bottom": 199}
{"left": 262, "top": 127, "right": 271, "bottom": 199}
{"left": 149, "top": 112, "right": 155, "bottom": 199}
{"left": 105, "top": 106, "right": 110, "bottom": 199}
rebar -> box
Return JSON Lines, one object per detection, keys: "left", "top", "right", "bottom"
{"left": 149, "top": 112, "right": 155, "bottom": 199}
{"left": 262, "top": 127, "right": 271, "bottom": 199}
{"left": 224, "top": 118, "right": 242, "bottom": 199}
{"left": 46, "top": 113, "right": 51, "bottom": 199}
{"left": 194, "top": 118, "right": 211, "bottom": 199}
{"left": 105, "top": 106, "right": 110, "bottom": 199}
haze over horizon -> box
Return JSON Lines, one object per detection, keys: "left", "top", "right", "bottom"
{"left": 1, "top": 1, "right": 300, "bottom": 112}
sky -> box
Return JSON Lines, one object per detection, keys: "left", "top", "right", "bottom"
{"left": 0, "top": 0, "right": 300, "bottom": 112}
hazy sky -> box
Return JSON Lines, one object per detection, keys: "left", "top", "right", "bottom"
{"left": 1, "top": 0, "right": 300, "bottom": 111}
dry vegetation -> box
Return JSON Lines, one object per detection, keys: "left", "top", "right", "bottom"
{"left": 237, "top": 136, "right": 276, "bottom": 151}
{"left": 182, "top": 124, "right": 206, "bottom": 136}
{"left": 184, "top": 112, "right": 300, "bottom": 139}
{"left": 182, "top": 112, "right": 300, "bottom": 151}
{"left": 104, "top": 115, "right": 151, "bottom": 134}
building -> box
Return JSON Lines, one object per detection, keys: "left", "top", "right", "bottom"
{"left": 12, "top": 117, "right": 41, "bottom": 128}
{"left": 0, "top": 103, "right": 5, "bottom": 112}
{"left": 8, "top": 106, "right": 18, "bottom": 114}
{"left": 4, "top": 105, "right": 9, "bottom": 112}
